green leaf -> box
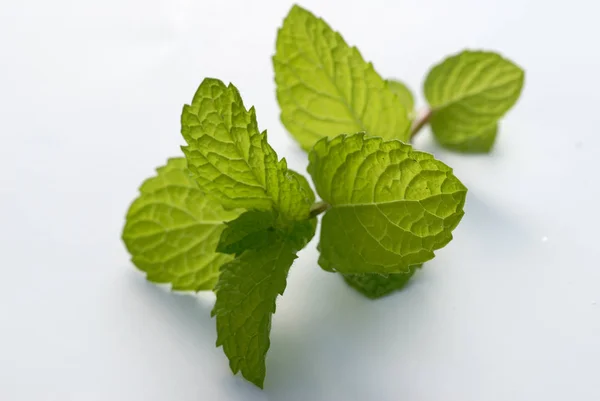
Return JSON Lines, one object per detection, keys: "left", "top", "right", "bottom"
{"left": 213, "top": 214, "right": 315, "bottom": 388}
{"left": 217, "top": 210, "right": 278, "bottom": 256}
{"left": 308, "top": 133, "right": 467, "bottom": 275}
{"left": 431, "top": 122, "right": 498, "bottom": 153}
{"left": 122, "top": 158, "right": 239, "bottom": 291}
{"left": 387, "top": 79, "right": 415, "bottom": 118}
{"left": 273, "top": 5, "right": 411, "bottom": 151}
{"left": 218, "top": 208, "right": 317, "bottom": 255}
{"left": 343, "top": 265, "right": 421, "bottom": 299}
{"left": 424, "top": 50, "right": 524, "bottom": 152}
{"left": 287, "top": 169, "right": 316, "bottom": 206}
{"left": 212, "top": 240, "right": 299, "bottom": 388}
{"left": 284, "top": 217, "right": 318, "bottom": 252}
{"left": 181, "top": 78, "right": 313, "bottom": 221}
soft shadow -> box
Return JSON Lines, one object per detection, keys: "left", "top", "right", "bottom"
{"left": 127, "top": 270, "right": 215, "bottom": 338}
{"left": 263, "top": 191, "right": 533, "bottom": 400}
{"left": 458, "top": 189, "right": 532, "bottom": 260}
{"left": 264, "top": 263, "right": 427, "bottom": 401}
{"left": 126, "top": 271, "right": 268, "bottom": 400}
{"left": 125, "top": 192, "right": 533, "bottom": 401}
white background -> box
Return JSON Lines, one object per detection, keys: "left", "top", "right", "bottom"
{"left": 1, "top": 0, "right": 599, "bottom": 400}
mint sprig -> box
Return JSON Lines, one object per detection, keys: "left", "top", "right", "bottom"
{"left": 122, "top": 3, "right": 525, "bottom": 389}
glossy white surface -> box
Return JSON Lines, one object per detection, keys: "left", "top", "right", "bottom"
{"left": 1, "top": 0, "right": 599, "bottom": 400}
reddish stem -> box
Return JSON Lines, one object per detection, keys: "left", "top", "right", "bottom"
{"left": 410, "top": 109, "right": 433, "bottom": 140}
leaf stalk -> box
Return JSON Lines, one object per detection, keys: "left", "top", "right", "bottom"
{"left": 410, "top": 109, "right": 433, "bottom": 139}
{"left": 309, "top": 201, "right": 330, "bottom": 217}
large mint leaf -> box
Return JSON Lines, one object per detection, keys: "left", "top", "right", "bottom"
{"left": 122, "top": 158, "right": 239, "bottom": 291}
{"left": 181, "top": 78, "right": 313, "bottom": 221}
{"left": 212, "top": 240, "right": 299, "bottom": 388}
{"left": 273, "top": 5, "right": 410, "bottom": 151}
{"left": 308, "top": 133, "right": 467, "bottom": 275}
{"left": 424, "top": 50, "right": 524, "bottom": 152}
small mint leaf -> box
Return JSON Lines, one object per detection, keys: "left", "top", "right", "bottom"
{"left": 434, "top": 122, "right": 498, "bottom": 153}
{"left": 285, "top": 217, "right": 318, "bottom": 252}
{"left": 122, "top": 158, "right": 239, "bottom": 291}
{"left": 343, "top": 265, "right": 422, "bottom": 299}
{"left": 424, "top": 50, "right": 524, "bottom": 152}
{"left": 387, "top": 79, "right": 415, "bottom": 119}
{"left": 212, "top": 240, "right": 299, "bottom": 388}
{"left": 217, "top": 210, "right": 278, "bottom": 256}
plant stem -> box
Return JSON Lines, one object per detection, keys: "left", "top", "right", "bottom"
{"left": 309, "top": 201, "right": 330, "bottom": 217}
{"left": 410, "top": 109, "right": 432, "bottom": 140}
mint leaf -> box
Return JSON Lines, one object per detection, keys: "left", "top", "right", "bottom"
{"left": 387, "top": 79, "right": 415, "bottom": 118}
{"left": 308, "top": 133, "right": 467, "bottom": 274}
{"left": 214, "top": 211, "right": 315, "bottom": 388}
{"left": 283, "top": 217, "right": 318, "bottom": 252}
{"left": 273, "top": 5, "right": 411, "bottom": 151}
{"left": 424, "top": 50, "right": 524, "bottom": 152}
{"left": 181, "top": 78, "right": 313, "bottom": 221}
{"left": 217, "top": 210, "right": 278, "bottom": 256}
{"left": 343, "top": 265, "right": 421, "bottom": 299}
{"left": 122, "top": 158, "right": 239, "bottom": 291}
{"left": 212, "top": 239, "right": 299, "bottom": 388}
{"left": 435, "top": 122, "right": 498, "bottom": 153}
{"left": 218, "top": 208, "right": 317, "bottom": 255}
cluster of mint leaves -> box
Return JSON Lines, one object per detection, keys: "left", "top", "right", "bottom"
{"left": 122, "top": 4, "right": 524, "bottom": 389}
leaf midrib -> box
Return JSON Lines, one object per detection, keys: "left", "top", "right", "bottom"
{"left": 430, "top": 76, "right": 522, "bottom": 111}
{"left": 329, "top": 189, "right": 466, "bottom": 208}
